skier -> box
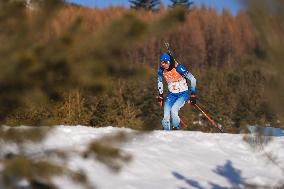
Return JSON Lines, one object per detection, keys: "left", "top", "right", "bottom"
{"left": 157, "top": 52, "right": 197, "bottom": 130}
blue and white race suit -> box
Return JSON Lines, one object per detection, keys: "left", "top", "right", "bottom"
{"left": 157, "top": 63, "right": 196, "bottom": 130}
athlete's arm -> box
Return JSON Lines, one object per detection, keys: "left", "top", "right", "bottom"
{"left": 157, "top": 67, "right": 164, "bottom": 95}
{"left": 176, "top": 64, "right": 196, "bottom": 93}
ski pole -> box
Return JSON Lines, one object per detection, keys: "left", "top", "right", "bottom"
{"left": 179, "top": 116, "right": 189, "bottom": 129}
{"left": 193, "top": 104, "right": 224, "bottom": 133}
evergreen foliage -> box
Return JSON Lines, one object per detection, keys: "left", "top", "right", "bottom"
{"left": 242, "top": 2, "right": 284, "bottom": 185}
{"left": 169, "top": 0, "right": 194, "bottom": 9}
{"left": 84, "top": 131, "right": 133, "bottom": 172}
{"left": 245, "top": 0, "right": 284, "bottom": 119}
{"left": 0, "top": 0, "right": 188, "bottom": 188}
{"left": 1, "top": 0, "right": 282, "bottom": 133}
{"left": 129, "top": 0, "right": 160, "bottom": 11}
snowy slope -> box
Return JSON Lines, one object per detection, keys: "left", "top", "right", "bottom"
{"left": 11, "top": 126, "right": 284, "bottom": 189}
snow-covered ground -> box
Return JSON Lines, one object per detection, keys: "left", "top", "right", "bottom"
{"left": 5, "top": 126, "right": 284, "bottom": 189}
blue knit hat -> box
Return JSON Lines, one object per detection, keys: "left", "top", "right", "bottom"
{"left": 160, "top": 53, "right": 171, "bottom": 62}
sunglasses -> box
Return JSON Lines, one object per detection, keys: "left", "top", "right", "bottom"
{"left": 161, "top": 61, "right": 170, "bottom": 65}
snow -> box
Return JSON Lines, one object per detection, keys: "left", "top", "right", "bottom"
{"left": 3, "top": 126, "right": 284, "bottom": 189}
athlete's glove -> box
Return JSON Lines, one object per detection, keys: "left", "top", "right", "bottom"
{"left": 189, "top": 93, "right": 197, "bottom": 105}
{"left": 157, "top": 94, "right": 164, "bottom": 107}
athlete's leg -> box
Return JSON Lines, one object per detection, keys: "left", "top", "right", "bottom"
{"left": 171, "top": 92, "right": 189, "bottom": 129}
{"left": 162, "top": 92, "right": 177, "bottom": 130}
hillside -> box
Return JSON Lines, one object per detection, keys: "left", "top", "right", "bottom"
{"left": 2, "top": 126, "right": 282, "bottom": 189}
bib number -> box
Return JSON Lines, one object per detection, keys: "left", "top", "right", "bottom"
{"left": 168, "top": 78, "right": 188, "bottom": 93}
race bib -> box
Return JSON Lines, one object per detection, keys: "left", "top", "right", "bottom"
{"left": 168, "top": 78, "right": 188, "bottom": 93}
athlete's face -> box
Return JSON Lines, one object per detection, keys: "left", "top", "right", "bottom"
{"left": 161, "top": 61, "right": 170, "bottom": 69}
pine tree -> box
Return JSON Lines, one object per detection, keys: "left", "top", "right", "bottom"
{"left": 129, "top": 0, "right": 160, "bottom": 11}
{"left": 169, "top": 0, "right": 194, "bottom": 9}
